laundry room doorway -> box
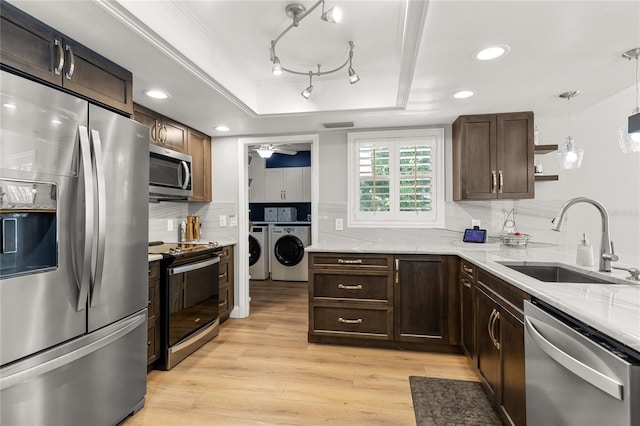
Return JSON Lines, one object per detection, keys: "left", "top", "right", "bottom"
{"left": 237, "top": 134, "right": 319, "bottom": 318}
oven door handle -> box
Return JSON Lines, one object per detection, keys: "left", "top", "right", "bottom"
{"left": 168, "top": 257, "right": 219, "bottom": 275}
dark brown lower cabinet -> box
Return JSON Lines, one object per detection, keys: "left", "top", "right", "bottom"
{"left": 459, "top": 259, "right": 475, "bottom": 359}
{"left": 218, "top": 245, "right": 234, "bottom": 323}
{"left": 475, "top": 269, "right": 528, "bottom": 426}
{"left": 147, "top": 261, "right": 160, "bottom": 368}
{"left": 308, "top": 253, "right": 459, "bottom": 351}
{"left": 394, "top": 255, "right": 458, "bottom": 345}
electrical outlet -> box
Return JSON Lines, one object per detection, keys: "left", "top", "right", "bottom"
{"left": 471, "top": 219, "right": 481, "bottom": 228}
{"left": 335, "top": 218, "right": 343, "bottom": 231}
{"left": 219, "top": 215, "right": 227, "bottom": 227}
{"left": 167, "top": 219, "right": 174, "bottom": 231}
{"left": 229, "top": 215, "right": 237, "bottom": 227}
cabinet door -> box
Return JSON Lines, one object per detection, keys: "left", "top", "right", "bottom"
{"left": 0, "top": 1, "right": 62, "bottom": 86}
{"left": 499, "top": 308, "right": 526, "bottom": 426}
{"left": 460, "top": 272, "right": 475, "bottom": 358}
{"left": 475, "top": 287, "right": 500, "bottom": 400}
{"left": 133, "top": 103, "right": 161, "bottom": 145}
{"left": 248, "top": 155, "right": 265, "bottom": 202}
{"left": 453, "top": 114, "right": 497, "bottom": 200}
{"left": 188, "top": 128, "right": 212, "bottom": 203}
{"left": 61, "top": 38, "right": 133, "bottom": 116}
{"left": 302, "top": 167, "right": 311, "bottom": 202}
{"left": 496, "top": 112, "right": 534, "bottom": 199}
{"left": 264, "top": 168, "right": 284, "bottom": 201}
{"left": 159, "top": 117, "right": 188, "bottom": 153}
{"left": 282, "top": 167, "right": 303, "bottom": 201}
{"left": 394, "top": 256, "right": 448, "bottom": 343}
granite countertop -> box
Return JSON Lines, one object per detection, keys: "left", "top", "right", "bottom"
{"left": 306, "top": 239, "right": 640, "bottom": 353}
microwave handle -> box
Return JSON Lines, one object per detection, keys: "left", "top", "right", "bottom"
{"left": 178, "top": 160, "right": 190, "bottom": 190}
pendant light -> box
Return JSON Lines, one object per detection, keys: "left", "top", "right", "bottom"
{"left": 557, "top": 90, "right": 584, "bottom": 170}
{"left": 618, "top": 48, "right": 640, "bottom": 153}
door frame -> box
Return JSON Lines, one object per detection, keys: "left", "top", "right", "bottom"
{"left": 235, "top": 134, "right": 319, "bottom": 318}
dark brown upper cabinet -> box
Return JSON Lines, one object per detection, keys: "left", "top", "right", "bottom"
{"left": 133, "top": 104, "right": 189, "bottom": 154}
{"left": 453, "top": 112, "right": 534, "bottom": 200}
{"left": 0, "top": 1, "right": 133, "bottom": 115}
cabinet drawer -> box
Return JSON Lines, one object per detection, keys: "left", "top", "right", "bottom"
{"left": 460, "top": 259, "right": 475, "bottom": 278}
{"left": 219, "top": 285, "right": 231, "bottom": 315}
{"left": 219, "top": 261, "right": 230, "bottom": 287}
{"left": 218, "top": 246, "right": 232, "bottom": 263}
{"left": 311, "top": 272, "right": 391, "bottom": 301}
{"left": 310, "top": 253, "right": 392, "bottom": 269}
{"left": 148, "top": 261, "right": 160, "bottom": 281}
{"left": 311, "top": 305, "right": 392, "bottom": 338}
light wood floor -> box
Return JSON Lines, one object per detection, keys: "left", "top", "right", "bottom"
{"left": 125, "top": 279, "right": 478, "bottom": 425}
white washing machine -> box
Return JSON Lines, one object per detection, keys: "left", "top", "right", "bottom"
{"left": 249, "top": 225, "right": 269, "bottom": 280}
{"left": 270, "top": 225, "right": 310, "bottom": 282}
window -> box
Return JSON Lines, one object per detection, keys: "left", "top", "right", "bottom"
{"left": 347, "top": 129, "right": 445, "bottom": 227}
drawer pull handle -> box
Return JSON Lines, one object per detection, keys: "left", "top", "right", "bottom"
{"left": 219, "top": 272, "right": 228, "bottom": 279}
{"left": 148, "top": 299, "right": 151, "bottom": 305}
{"left": 147, "top": 341, "right": 151, "bottom": 346}
{"left": 338, "top": 317, "right": 363, "bottom": 325}
{"left": 219, "top": 301, "right": 227, "bottom": 307}
{"left": 338, "top": 283, "right": 362, "bottom": 290}
{"left": 462, "top": 264, "right": 473, "bottom": 274}
{"left": 461, "top": 278, "right": 472, "bottom": 288}
{"left": 337, "top": 259, "right": 363, "bottom": 264}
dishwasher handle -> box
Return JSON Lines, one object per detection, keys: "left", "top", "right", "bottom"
{"left": 524, "top": 315, "right": 623, "bottom": 400}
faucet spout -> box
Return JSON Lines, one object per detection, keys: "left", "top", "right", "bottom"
{"left": 551, "top": 197, "right": 618, "bottom": 272}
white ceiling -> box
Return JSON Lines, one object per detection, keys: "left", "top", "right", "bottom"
{"left": 8, "top": 0, "right": 640, "bottom": 137}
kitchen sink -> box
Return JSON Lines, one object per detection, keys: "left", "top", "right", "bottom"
{"left": 497, "top": 262, "right": 623, "bottom": 284}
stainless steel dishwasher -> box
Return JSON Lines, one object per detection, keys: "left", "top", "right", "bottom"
{"left": 524, "top": 299, "right": 640, "bottom": 426}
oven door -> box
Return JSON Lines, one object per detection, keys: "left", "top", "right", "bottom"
{"left": 167, "top": 256, "right": 219, "bottom": 347}
{"left": 149, "top": 144, "right": 193, "bottom": 200}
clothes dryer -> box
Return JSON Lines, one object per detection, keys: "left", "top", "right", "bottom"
{"left": 270, "top": 226, "right": 310, "bottom": 281}
{"left": 249, "top": 225, "right": 269, "bottom": 280}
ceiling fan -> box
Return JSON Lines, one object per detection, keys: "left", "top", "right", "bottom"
{"left": 251, "top": 144, "right": 296, "bottom": 158}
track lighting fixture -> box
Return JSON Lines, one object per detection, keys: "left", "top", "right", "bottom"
{"left": 619, "top": 47, "right": 640, "bottom": 153}
{"left": 270, "top": 1, "right": 359, "bottom": 98}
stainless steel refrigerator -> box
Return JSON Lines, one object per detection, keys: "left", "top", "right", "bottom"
{"left": 0, "top": 70, "right": 149, "bottom": 425}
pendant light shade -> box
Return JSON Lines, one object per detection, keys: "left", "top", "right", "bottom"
{"left": 557, "top": 91, "right": 584, "bottom": 170}
{"left": 619, "top": 48, "right": 640, "bottom": 153}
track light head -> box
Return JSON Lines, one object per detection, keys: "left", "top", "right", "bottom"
{"left": 348, "top": 67, "right": 360, "bottom": 84}
{"left": 272, "top": 57, "right": 283, "bottom": 75}
{"left": 301, "top": 85, "right": 313, "bottom": 99}
{"left": 321, "top": 5, "right": 342, "bottom": 23}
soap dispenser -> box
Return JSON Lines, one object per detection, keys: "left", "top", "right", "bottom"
{"left": 576, "top": 233, "right": 594, "bottom": 267}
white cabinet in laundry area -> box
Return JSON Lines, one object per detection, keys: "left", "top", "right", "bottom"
{"left": 250, "top": 164, "right": 310, "bottom": 202}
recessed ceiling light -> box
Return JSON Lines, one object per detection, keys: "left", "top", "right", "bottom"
{"left": 453, "top": 90, "right": 476, "bottom": 99}
{"left": 144, "top": 90, "right": 169, "bottom": 99}
{"left": 215, "top": 125, "right": 230, "bottom": 132}
{"left": 475, "top": 45, "right": 510, "bottom": 61}
{"left": 3, "top": 103, "right": 16, "bottom": 109}
{"left": 51, "top": 119, "right": 62, "bottom": 125}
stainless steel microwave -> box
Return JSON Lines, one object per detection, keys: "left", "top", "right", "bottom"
{"left": 149, "top": 144, "right": 193, "bottom": 200}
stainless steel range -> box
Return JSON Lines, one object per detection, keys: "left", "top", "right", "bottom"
{"left": 149, "top": 242, "right": 222, "bottom": 370}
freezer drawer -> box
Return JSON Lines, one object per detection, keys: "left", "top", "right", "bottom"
{"left": 0, "top": 311, "right": 147, "bottom": 426}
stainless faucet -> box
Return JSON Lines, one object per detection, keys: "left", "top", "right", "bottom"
{"left": 551, "top": 197, "right": 619, "bottom": 272}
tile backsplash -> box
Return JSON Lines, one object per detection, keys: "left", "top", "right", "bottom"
{"left": 149, "top": 201, "right": 237, "bottom": 244}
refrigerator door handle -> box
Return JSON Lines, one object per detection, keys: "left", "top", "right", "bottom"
{"left": 524, "top": 315, "right": 623, "bottom": 400}
{"left": 89, "top": 129, "right": 107, "bottom": 307}
{"left": 0, "top": 312, "right": 146, "bottom": 391}
{"left": 76, "top": 126, "right": 94, "bottom": 311}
